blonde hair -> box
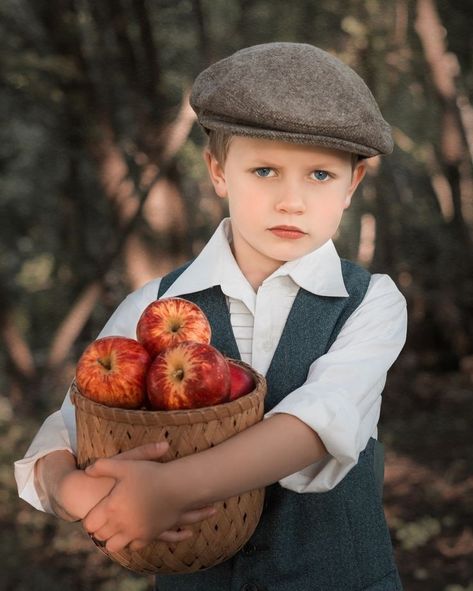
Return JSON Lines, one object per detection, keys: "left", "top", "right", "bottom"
{"left": 207, "top": 129, "right": 234, "bottom": 165}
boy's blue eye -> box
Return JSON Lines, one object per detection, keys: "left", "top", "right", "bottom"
{"left": 312, "top": 170, "right": 330, "bottom": 181}
{"left": 254, "top": 167, "right": 273, "bottom": 177}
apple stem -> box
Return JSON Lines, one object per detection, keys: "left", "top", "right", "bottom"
{"left": 173, "top": 368, "right": 184, "bottom": 381}
{"left": 98, "top": 358, "right": 112, "bottom": 371}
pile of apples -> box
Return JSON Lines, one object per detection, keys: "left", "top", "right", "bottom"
{"left": 75, "top": 297, "right": 255, "bottom": 411}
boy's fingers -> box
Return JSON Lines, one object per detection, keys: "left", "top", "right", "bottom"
{"left": 178, "top": 506, "right": 217, "bottom": 525}
{"left": 114, "top": 441, "right": 169, "bottom": 462}
{"left": 90, "top": 523, "right": 118, "bottom": 545}
{"left": 83, "top": 496, "right": 109, "bottom": 534}
{"left": 85, "top": 457, "right": 123, "bottom": 478}
{"left": 157, "top": 529, "right": 194, "bottom": 543}
{"left": 85, "top": 442, "right": 169, "bottom": 478}
{"left": 128, "top": 539, "right": 148, "bottom": 551}
{"left": 106, "top": 532, "right": 133, "bottom": 554}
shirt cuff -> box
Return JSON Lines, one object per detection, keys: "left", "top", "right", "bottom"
{"left": 264, "top": 385, "right": 380, "bottom": 493}
{"left": 14, "top": 411, "right": 74, "bottom": 513}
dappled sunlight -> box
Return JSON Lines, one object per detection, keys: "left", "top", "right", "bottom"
{"left": 356, "top": 213, "right": 376, "bottom": 266}
{"left": 124, "top": 234, "right": 186, "bottom": 291}
{"left": 142, "top": 178, "right": 187, "bottom": 234}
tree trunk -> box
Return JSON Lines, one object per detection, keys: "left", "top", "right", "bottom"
{"left": 415, "top": 0, "right": 473, "bottom": 255}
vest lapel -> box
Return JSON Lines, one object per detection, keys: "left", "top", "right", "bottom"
{"left": 264, "top": 288, "right": 348, "bottom": 409}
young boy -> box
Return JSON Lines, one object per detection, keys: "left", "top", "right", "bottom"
{"left": 15, "top": 43, "right": 407, "bottom": 590}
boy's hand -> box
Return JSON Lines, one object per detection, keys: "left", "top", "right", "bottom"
{"left": 82, "top": 443, "right": 216, "bottom": 552}
{"left": 55, "top": 444, "right": 174, "bottom": 521}
{"left": 53, "top": 463, "right": 114, "bottom": 522}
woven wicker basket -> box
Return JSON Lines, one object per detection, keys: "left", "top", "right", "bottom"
{"left": 70, "top": 359, "right": 266, "bottom": 575}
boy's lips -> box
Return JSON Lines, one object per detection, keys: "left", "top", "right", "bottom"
{"left": 268, "top": 225, "right": 307, "bottom": 239}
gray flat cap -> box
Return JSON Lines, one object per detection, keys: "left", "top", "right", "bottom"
{"left": 190, "top": 42, "right": 393, "bottom": 157}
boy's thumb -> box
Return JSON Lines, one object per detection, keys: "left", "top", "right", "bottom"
{"left": 85, "top": 457, "right": 120, "bottom": 478}
{"left": 113, "top": 441, "right": 170, "bottom": 462}
{"left": 84, "top": 442, "right": 170, "bottom": 476}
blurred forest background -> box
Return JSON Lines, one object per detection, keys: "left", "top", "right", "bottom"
{"left": 1, "top": 0, "right": 472, "bottom": 589}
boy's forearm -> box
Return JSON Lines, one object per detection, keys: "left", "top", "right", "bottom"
{"left": 35, "top": 450, "right": 80, "bottom": 520}
{"left": 169, "top": 413, "right": 327, "bottom": 511}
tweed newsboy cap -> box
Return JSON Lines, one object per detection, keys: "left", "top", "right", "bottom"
{"left": 190, "top": 42, "right": 393, "bottom": 157}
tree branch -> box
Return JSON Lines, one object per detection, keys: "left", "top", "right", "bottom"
{"left": 47, "top": 281, "right": 103, "bottom": 368}
{"left": 1, "top": 315, "right": 37, "bottom": 379}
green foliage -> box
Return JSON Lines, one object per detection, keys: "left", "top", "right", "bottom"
{"left": 392, "top": 515, "right": 442, "bottom": 551}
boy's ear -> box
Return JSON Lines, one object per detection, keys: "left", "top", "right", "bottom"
{"left": 203, "top": 149, "right": 228, "bottom": 198}
{"left": 344, "top": 161, "right": 367, "bottom": 208}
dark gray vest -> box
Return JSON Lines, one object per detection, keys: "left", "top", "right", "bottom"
{"left": 154, "top": 260, "right": 402, "bottom": 591}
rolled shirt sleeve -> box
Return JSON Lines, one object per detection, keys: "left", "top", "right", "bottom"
{"left": 265, "top": 274, "right": 407, "bottom": 493}
{"left": 14, "top": 410, "right": 73, "bottom": 512}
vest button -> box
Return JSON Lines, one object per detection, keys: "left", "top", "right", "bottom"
{"left": 242, "top": 542, "right": 257, "bottom": 556}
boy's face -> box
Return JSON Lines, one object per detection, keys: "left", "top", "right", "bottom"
{"left": 205, "top": 136, "right": 366, "bottom": 285}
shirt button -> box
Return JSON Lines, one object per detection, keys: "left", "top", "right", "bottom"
{"left": 241, "top": 542, "right": 257, "bottom": 556}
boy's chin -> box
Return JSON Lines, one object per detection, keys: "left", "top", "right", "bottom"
{"left": 269, "top": 244, "right": 320, "bottom": 263}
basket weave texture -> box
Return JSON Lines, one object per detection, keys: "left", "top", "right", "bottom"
{"left": 71, "top": 359, "right": 267, "bottom": 575}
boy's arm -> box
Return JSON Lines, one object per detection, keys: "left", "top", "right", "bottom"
{"left": 14, "top": 409, "right": 77, "bottom": 512}
{"left": 83, "top": 412, "right": 326, "bottom": 552}
{"left": 35, "top": 442, "right": 218, "bottom": 545}
{"left": 35, "top": 450, "right": 115, "bottom": 521}
{"left": 162, "top": 412, "right": 327, "bottom": 507}
{"left": 263, "top": 273, "right": 407, "bottom": 493}
{"left": 15, "top": 395, "right": 116, "bottom": 520}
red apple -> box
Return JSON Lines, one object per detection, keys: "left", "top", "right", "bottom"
{"left": 228, "top": 361, "right": 256, "bottom": 401}
{"left": 136, "top": 297, "right": 212, "bottom": 358}
{"left": 76, "top": 336, "right": 151, "bottom": 409}
{"left": 147, "top": 341, "right": 230, "bottom": 410}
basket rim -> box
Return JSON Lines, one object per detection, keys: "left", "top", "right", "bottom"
{"left": 71, "top": 358, "right": 266, "bottom": 425}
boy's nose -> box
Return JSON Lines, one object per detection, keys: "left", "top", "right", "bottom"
{"left": 275, "top": 186, "right": 306, "bottom": 214}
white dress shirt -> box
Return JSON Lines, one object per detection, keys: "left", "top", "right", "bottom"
{"left": 14, "top": 218, "right": 407, "bottom": 512}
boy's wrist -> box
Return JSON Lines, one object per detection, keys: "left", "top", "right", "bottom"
{"left": 56, "top": 469, "right": 115, "bottom": 521}
{"left": 158, "top": 457, "right": 213, "bottom": 513}
{"left": 35, "top": 452, "right": 81, "bottom": 520}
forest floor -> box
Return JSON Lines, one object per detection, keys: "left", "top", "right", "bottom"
{"left": 2, "top": 356, "right": 472, "bottom": 591}
{"left": 381, "top": 361, "right": 473, "bottom": 591}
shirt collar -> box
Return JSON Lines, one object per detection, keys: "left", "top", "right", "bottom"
{"left": 160, "top": 218, "right": 349, "bottom": 301}
{"left": 266, "top": 240, "right": 349, "bottom": 297}
{"left": 160, "top": 219, "right": 256, "bottom": 310}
